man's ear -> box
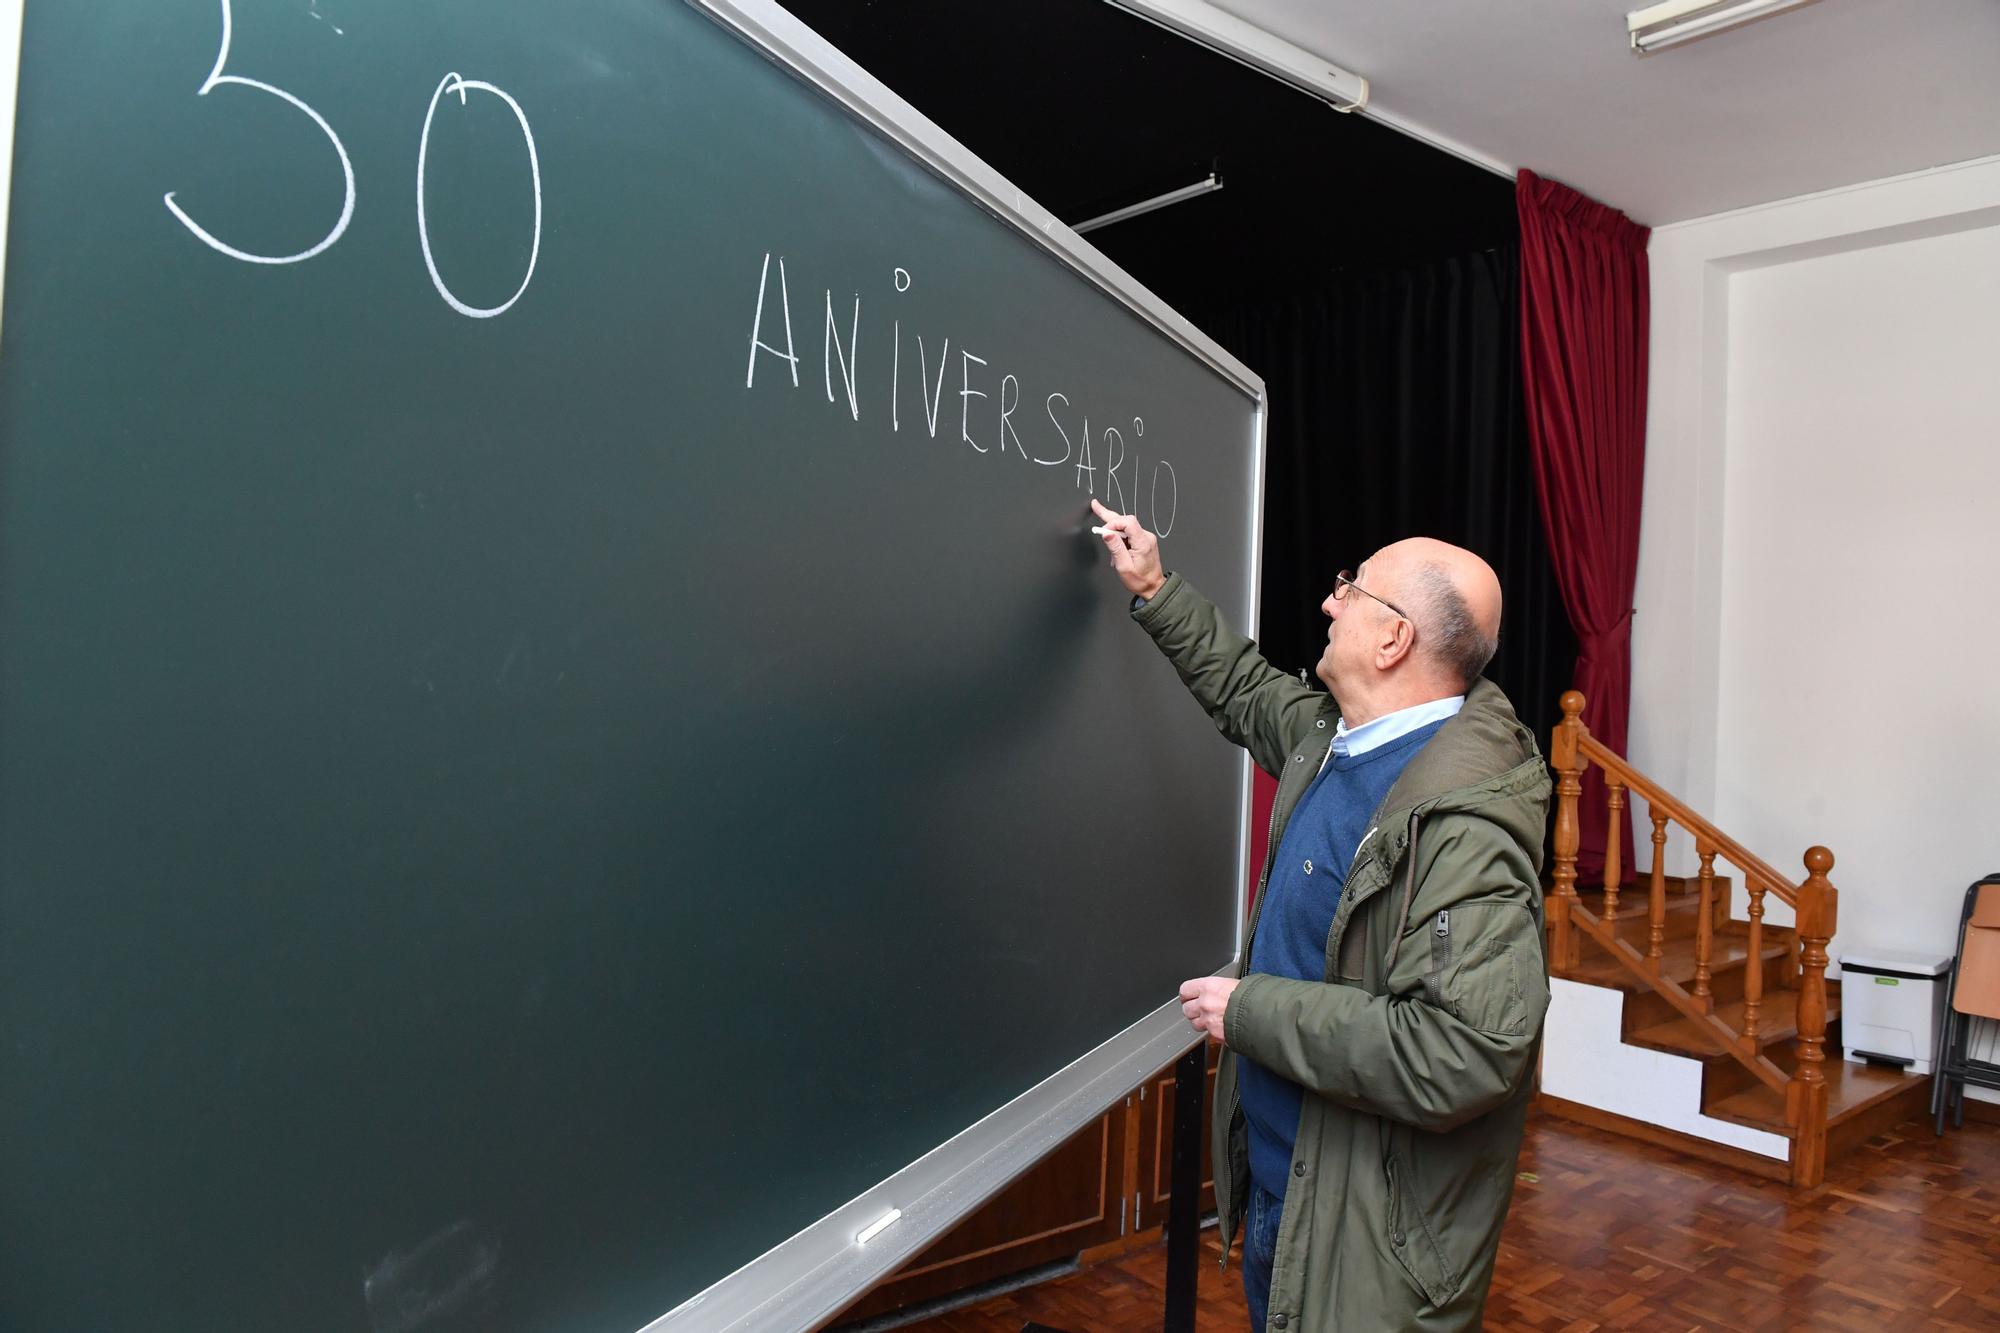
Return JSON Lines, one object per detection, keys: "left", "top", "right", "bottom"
{"left": 1375, "top": 615, "right": 1416, "bottom": 671}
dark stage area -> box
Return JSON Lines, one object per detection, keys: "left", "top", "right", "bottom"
{"left": 784, "top": 0, "right": 1574, "bottom": 742}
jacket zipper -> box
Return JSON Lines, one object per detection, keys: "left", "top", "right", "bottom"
{"left": 1380, "top": 811, "right": 1425, "bottom": 979}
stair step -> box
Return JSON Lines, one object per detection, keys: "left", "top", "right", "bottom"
{"left": 1625, "top": 990, "right": 1839, "bottom": 1059}
{"left": 1559, "top": 874, "right": 1735, "bottom": 921}
{"left": 1598, "top": 873, "right": 1730, "bottom": 905}
{"left": 1702, "top": 1058, "right": 1927, "bottom": 1138}
{"left": 1587, "top": 896, "right": 1709, "bottom": 946}
{"left": 1564, "top": 925, "right": 1791, "bottom": 994}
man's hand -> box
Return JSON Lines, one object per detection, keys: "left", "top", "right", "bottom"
{"left": 1090, "top": 498, "right": 1165, "bottom": 601}
{"left": 1179, "top": 976, "right": 1238, "bottom": 1045}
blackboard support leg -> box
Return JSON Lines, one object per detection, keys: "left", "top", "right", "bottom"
{"left": 1162, "top": 1041, "right": 1206, "bottom": 1333}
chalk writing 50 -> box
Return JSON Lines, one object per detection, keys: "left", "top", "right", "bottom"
{"left": 163, "top": 0, "right": 540, "bottom": 320}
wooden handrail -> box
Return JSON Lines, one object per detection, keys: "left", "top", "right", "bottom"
{"left": 1548, "top": 690, "right": 1841, "bottom": 1188}
{"left": 1555, "top": 692, "right": 1801, "bottom": 908}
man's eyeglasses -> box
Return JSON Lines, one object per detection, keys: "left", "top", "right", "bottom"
{"left": 1333, "top": 570, "right": 1410, "bottom": 623}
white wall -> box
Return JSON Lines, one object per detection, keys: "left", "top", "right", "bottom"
{"left": 1633, "top": 155, "right": 2000, "bottom": 977}
{"left": 1718, "top": 228, "right": 2000, "bottom": 954}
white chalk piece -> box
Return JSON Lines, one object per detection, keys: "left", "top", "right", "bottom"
{"left": 855, "top": 1209, "right": 901, "bottom": 1246}
{"left": 1090, "top": 525, "right": 1110, "bottom": 536}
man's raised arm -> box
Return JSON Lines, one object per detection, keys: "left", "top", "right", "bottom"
{"left": 1088, "top": 499, "right": 1322, "bottom": 777}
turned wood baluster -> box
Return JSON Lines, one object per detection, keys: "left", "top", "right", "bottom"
{"left": 1647, "top": 809, "right": 1668, "bottom": 971}
{"left": 1742, "top": 876, "right": 1766, "bottom": 1051}
{"left": 1602, "top": 777, "right": 1625, "bottom": 918}
{"left": 1793, "top": 848, "right": 1837, "bottom": 1088}
{"left": 1788, "top": 846, "right": 1837, "bottom": 1188}
{"left": 1549, "top": 692, "right": 1587, "bottom": 976}
{"left": 1693, "top": 843, "right": 1716, "bottom": 1012}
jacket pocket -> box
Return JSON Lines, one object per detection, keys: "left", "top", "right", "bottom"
{"left": 1383, "top": 1146, "right": 1465, "bottom": 1308}
{"left": 1432, "top": 899, "right": 1546, "bottom": 1037}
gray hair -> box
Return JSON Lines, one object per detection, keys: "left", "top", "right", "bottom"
{"left": 1409, "top": 562, "right": 1498, "bottom": 691}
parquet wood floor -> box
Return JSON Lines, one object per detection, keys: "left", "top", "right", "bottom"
{"left": 886, "top": 1108, "right": 2000, "bottom": 1332}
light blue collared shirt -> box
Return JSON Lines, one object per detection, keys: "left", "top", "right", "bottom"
{"left": 1330, "top": 694, "right": 1465, "bottom": 760}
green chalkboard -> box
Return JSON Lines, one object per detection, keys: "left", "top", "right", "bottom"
{"left": 0, "top": 2, "right": 1261, "bottom": 1329}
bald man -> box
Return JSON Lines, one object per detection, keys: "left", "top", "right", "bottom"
{"left": 1090, "top": 499, "right": 1551, "bottom": 1333}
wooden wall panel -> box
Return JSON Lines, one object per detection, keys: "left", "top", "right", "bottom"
{"left": 838, "top": 1044, "right": 1222, "bottom": 1325}
{"left": 838, "top": 1099, "right": 1129, "bottom": 1322}
{"left": 1134, "top": 1044, "right": 1221, "bottom": 1231}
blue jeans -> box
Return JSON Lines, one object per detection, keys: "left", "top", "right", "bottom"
{"left": 1241, "top": 1183, "right": 1282, "bottom": 1331}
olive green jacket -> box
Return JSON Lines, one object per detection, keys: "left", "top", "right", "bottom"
{"left": 1134, "top": 573, "right": 1551, "bottom": 1333}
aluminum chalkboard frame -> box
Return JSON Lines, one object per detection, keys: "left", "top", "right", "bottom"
{"left": 0, "top": 0, "right": 20, "bottom": 337}
{"left": 644, "top": 2, "right": 1266, "bottom": 1329}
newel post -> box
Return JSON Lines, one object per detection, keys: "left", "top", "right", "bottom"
{"left": 1549, "top": 691, "right": 1587, "bottom": 976}
{"left": 1787, "top": 845, "right": 1837, "bottom": 1188}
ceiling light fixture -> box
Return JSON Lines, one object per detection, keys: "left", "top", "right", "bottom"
{"left": 1627, "top": 0, "right": 1823, "bottom": 53}
{"left": 1099, "top": 0, "right": 1368, "bottom": 112}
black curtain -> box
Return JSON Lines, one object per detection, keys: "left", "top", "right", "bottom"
{"left": 1191, "top": 244, "right": 1575, "bottom": 750}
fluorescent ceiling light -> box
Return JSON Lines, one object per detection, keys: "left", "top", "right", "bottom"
{"left": 1627, "top": 0, "right": 1823, "bottom": 53}
{"left": 1099, "top": 0, "right": 1368, "bottom": 111}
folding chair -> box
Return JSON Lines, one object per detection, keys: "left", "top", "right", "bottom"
{"left": 1934, "top": 873, "right": 2000, "bottom": 1134}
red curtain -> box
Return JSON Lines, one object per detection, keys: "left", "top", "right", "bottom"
{"left": 1516, "top": 170, "right": 1650, "bottom": 882}
{"left": 1247, "top": 767, "right": 1277, "bottom": 917}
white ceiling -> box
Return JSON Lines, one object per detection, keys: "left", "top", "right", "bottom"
{"left": 1214, "top": 0, "right": 2000, "bottom": 225}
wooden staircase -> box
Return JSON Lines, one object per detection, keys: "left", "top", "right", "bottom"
{"left": 1541, "top": 692, "right": 1930, "bottom": 1186}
